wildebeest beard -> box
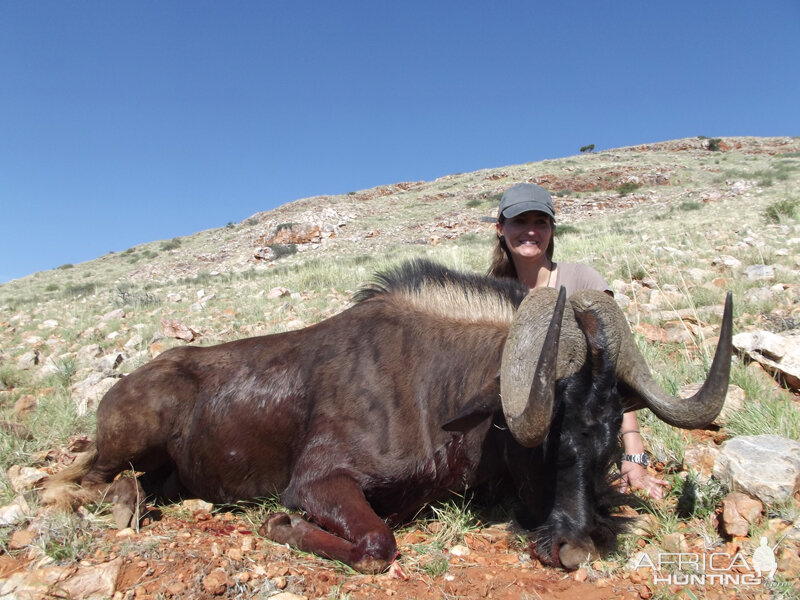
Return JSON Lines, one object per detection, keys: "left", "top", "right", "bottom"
{"left": 506, "top": 334, "right": 634, "bottom": 568}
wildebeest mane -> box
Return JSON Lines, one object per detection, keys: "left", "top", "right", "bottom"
{"left": 354, "top": 259, "right": 529, "bottom": 325}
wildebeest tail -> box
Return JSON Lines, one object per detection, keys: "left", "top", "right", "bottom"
{"left": 39, "top": 442, "right": 99, "bottom": 510}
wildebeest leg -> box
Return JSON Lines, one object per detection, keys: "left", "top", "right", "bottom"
{"left": 260, "top": 474, "right": 397, "bottom": 573}
{"left": 78, "top": 474, "right": 147, "bottom": 529}
{"left": 80, "top": 454, "right": 149, "bottom": 529}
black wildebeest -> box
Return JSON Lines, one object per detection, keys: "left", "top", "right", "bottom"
{"left": 43, "top": 260, "right": 733, "bottom": 572}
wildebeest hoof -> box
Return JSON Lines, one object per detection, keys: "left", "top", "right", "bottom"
{"left": 258, "top": 512, "right": 292, "bottom": 542}
{"left": 112, "top": 503, "right": 136, "bottom": 529}
{"left": 558, "top": 541, "right": 598, "bottom": 571}
{"left": 352, "top": 555, "right": 391, "bottom": 574}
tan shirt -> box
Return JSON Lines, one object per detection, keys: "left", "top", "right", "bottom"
{"left": 554, "top": 262, "right": 612, "bottom": 297}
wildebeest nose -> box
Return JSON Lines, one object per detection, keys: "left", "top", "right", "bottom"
{"left": 558, "top": 539, "right": 598, "bottom": 570}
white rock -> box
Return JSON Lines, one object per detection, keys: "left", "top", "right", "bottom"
{"left": 71, "top": 373, "right": 120, "bottom": 415}
{"left": 270, "top": 593, "right": 308, "bottom": 600}
{"left": 100, "top": 308, "right": 126, "bottom": 323}
{"left": 0, "top": 495, "right": 31, "bottom": 526}
{"left": 733, "top": 330, "right": 787, "bottom": 360}
{"left": 733, "top": 330, "right": 800, "bottom": 389}
{"left": 123, "top": 334, "right": 143, "bottom": 351}
{"left": 182, "top": 499, "right": 214, "bottom": 512}
{"left": 713, "top": 435, "right": 800, "bottom": 503}
{"left": 97, "top": 353, "right": 124, "bottom": 371}
{"left": 76, "top": 344, "right": 103, "bottom": 364}
{"left": 744, "top": 287, "right": 773, "bottom": 304}
{"left": 0, "top": 557, "right": 122, "bottom": 600}
{"left": 743, "top": 265, "right": 775, "bottom": 280}
{"left": 7, "top": 465, "right": 48, "bottom": 493}
{"left": 713, "top": 255, "right": 742, "bottom": 270}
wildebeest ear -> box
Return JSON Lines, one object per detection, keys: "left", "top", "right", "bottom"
{"left": 442, "top": 378, "right": 500, "bottom": 432}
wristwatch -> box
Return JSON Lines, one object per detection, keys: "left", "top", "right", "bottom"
{"left": 621, "top": 452, "right": 650, "bottom": 467}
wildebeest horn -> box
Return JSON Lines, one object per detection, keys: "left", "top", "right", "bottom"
{"left": 501, "top": 287, "right": 567, "bottom": 447}
{"left": 570, "top": 289, "right": 734, "bottom": 429}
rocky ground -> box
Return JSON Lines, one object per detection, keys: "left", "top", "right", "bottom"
{"left": 2, "top": 136, "right": 800, "bottom": 599}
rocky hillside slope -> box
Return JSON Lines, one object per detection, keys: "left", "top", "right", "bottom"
{"left": 1, "top": 136, "right": 800, "bottom": 599}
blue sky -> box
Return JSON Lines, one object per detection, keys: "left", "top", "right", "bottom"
{"left": 2, "top": 1, "right": 799, "bottom": 283}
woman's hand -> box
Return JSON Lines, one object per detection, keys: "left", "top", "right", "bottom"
{"left": 620, "top": 460, "right": 669, "bottom": 500}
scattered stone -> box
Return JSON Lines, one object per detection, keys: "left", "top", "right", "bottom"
{"left": 115, "top": 528, "right": 136, "bottom": 538}
{"left": 161, "top": 318, "right": 199, "bottom": 342}
{"left": 123, "top": 334, "right": 143, "bottom": 351}
{"left": 0, "top": 495, "right": 31, "bottom": 526}
{"left": 97, "top": 353, "right": 125, "bottom": 371}
{"left": 634, "top": 322, "right": 670, "bottom": 343}
{"left": 101, "top": 308, "right": 126, "bottom": 323}
{"left": 9, "top": 527, "right": 38, "bottom": 549}
{"left": 744, "top": 286, "right": 774, "bottom": 304}
{"left": 71, "top": 372, "right": 120, "bottom": 416}
{"left": 730, "top": 180, "right": 751, "bottom": 195}
{"left": 712, "top": 255, "right": 742, "bottom": 270}
{"left": 685, "top": 268, "right": 709, "bottom": 282}
{"left": 182, "top": 499, "right": 214, "bottom": 512}
{"left": 449, "top": 544, "right": 470, "bottom": 557}
{"left": 202, "top": 567, "right": 231, "bottom": 595}
{"left": 76, "top": 344, "right": 104, "bottom": 363}
{"left": 661, "top": 532, "right": 688, "bottom": 553}
{"left": 743, "top": 264, "right": 775, "bottom": 281}
{"left": 713, "top": 435, "right": 800, "bottom": 503}
{"left": 270, "top": 593, "right": 307, "bottom": 600}
{"left": 721, "top": 492, "right": 763, "bottom": 537}
{"left": 682, "top": 443, "right": 719, "bottom": 480}
{"left": 0, "top": 558, "right": 122, "bottom": 600}
{"left": 7, "top": 465, "right": 48, "bottom": 493}
{"left": 267, "top": 287, "right": 290, "bottom": 299}
{"left": 17, "top": 350, "right": 40, "bottom": 369}
{"left": 733, "top": 330, "right": 800, "bottom": 390}
{"left": 641, "top": 277, "right": 658, "bottom": 289}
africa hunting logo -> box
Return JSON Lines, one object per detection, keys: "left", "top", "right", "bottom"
{"left": 631, "top": 536, "right": 780, "bottom": 587}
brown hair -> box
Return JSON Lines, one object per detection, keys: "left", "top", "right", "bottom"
{"left": 488, "top": 215, "right": 556, "bottom": 279}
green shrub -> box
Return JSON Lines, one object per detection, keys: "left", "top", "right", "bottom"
{"left": 554, "top": 224, "right": 580, "bottom": 237}
{"left": 707, "top": 138, "right": 722, "bottom": 151}
{"left": 116, "top": 285, "right": 159, "bottom": 308}
{"left": 269, "top": 244, "right": 298, "bottom": 259}
{"left": 764, "top": 197, "right": 798, "bottom": 223}
{"left": 616, "top": 181, "right": 641, "bottom": 196}
{"left": 160, "top": 238, "right": 182, "bottom": 251}
{"left": 65, "top": 283, "right": 96, "bottom": 298}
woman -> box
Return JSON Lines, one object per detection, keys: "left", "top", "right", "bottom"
{"left": 489, "top": 183, "right": 668, "bottom": 499}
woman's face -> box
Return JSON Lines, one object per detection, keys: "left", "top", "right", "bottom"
{"left": 496, "top": 211, "right": 553, "bottom": 264}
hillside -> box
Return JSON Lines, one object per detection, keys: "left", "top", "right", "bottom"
{"left": 1, "top": 136, "right": 800, "bottom": 599}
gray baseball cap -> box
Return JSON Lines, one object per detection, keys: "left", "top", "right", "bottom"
{"left": 498, "top": 183, "right": 555, "bottom": 219}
